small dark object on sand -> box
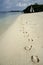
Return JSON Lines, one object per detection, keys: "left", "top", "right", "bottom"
{"left": 31, "top": 39, "right": 33, "bottom": 41}
{"left": 26, "top": 32, "right": 28, "bottom": 34}
{"left": 23, "top": 31, "right": 24, "bottom": 33}
{"left": 31, "top": 55, "right": 40, "bottom": 63}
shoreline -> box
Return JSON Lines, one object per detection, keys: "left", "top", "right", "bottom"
{"left": 0, "top": 13, "right": 20, "bottom": 37}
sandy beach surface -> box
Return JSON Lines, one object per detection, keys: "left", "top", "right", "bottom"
{"left": 0, "top": 12, "right": 43, "bottom": 65}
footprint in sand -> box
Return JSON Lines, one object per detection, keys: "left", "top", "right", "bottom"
{"left": 24, "top": 31, "right": 29, "bottom": 37}
{"left": 31, "top": 55, "right": 40, "bottom": 63}
{"left": 28, "top": 38, "right": 34, "bottom": 42}
{"left": 24, "top": 45, "right": 32, "bottom": 51}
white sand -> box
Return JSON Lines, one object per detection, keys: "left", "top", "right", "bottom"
{"left": 0, "top": 12, "right": 43, "bottom": 65}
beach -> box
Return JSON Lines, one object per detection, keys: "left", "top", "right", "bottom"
{"left": 0, "top": 12, "right": 43, "bottom": 65}
{"left": 0, "top": 12, "right": 21, "bottom": 36}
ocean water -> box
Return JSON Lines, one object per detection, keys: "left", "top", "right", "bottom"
{"left": 0, "top": 12, "right": 22, "bottom": 36}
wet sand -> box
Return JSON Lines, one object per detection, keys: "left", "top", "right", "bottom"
{"left": 0, "top": 12, "right": 43, "bottom": 65}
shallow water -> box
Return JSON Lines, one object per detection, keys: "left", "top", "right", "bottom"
{"left": 0, "top": 12, "right": 22, "bottom": 36}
